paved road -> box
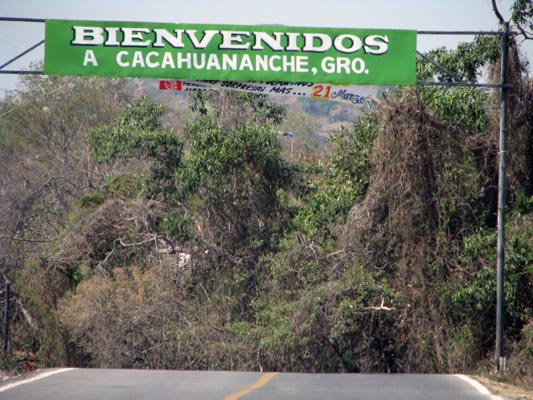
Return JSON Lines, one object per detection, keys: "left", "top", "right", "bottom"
{"left": 0, "top": 368, "right": 503, "bottom": 400}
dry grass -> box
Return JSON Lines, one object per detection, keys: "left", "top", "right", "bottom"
{"left": 475, "top": 375, "right": 533, "bottom": 400}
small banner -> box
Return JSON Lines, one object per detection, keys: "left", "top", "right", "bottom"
{"left": 45, "top": 20, "right": 416, "bottom": 85}
{"left": 159, "top": 80, "right": 182, "bottom": 91}
{"left": 160, "top": 80, "right": 386, "bottom": 106}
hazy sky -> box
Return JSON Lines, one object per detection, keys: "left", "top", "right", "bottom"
{"left": 0, "top": 0, "right": 531, "bottom": 93}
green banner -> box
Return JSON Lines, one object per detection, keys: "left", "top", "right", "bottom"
{"left": 44, "top": 19, "right": 416, "bottom": 85}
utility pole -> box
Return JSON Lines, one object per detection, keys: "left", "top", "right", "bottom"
{"left": 2, "top": 280, "right": 10, "bottom": 354}
{"left": 496, "top": 21, "right": 509, "bottom": 373}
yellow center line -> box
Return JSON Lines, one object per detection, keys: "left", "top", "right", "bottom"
{"left": 224, "top": 372, "right": 279, "bottom": 400}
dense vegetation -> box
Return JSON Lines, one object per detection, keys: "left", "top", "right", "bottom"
{"left": 0, "top": 14, "right": 532, "bottom": 389}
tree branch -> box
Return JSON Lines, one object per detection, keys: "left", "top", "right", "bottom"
{"left": 364, "top": 298, "right": 395, "bottom": 312}
{"left": 515, "top": 24, "right": 532, "bottom": 41}
{"left": 492, "top": 0, "right": 505, "bottom": 24}
{"left": 16, "top": 300, "right": 39, "bottom": 330}
{"left": 118, "top": 234, "right": 158, "bottom": 247}
{"left": 0, "top": 235, "right": 54, "bottom": 243}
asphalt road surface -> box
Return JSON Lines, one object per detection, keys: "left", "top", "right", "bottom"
{"left": 0, "top": 368, "right": 504, "bottom": 400}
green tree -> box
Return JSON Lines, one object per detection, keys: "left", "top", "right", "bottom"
{"left": 0, "top": 74, "right": 130, "bottom": 366}
{"left": 189, "top": 90, "right": 285, "bottom": 131}
{"left": 90, "top": 97, "right": 183, "bottom": 198}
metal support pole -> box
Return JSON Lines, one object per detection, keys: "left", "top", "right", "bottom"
{"left": 0, "top": 39, "right": 45, "bottom": 70}
{"left": 496, "top": 21, "right": 509, "bottom": 373}
{"left": 2, "top": 282, "right": 9, "bottom": 354}
{"left": 417, "top": 30, "right": 516, "bottom": 35}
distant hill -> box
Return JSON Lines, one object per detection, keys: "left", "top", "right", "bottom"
{"left": 131, "top": 78, "right": 378, "bottom": 158}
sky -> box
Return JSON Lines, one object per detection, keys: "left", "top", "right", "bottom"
{"left": 0, "top": 0, "right": 531, "bottom": 94}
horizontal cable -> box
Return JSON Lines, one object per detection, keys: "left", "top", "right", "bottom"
{"left": 0, "top": 20, "right": 517, "bottom": 34}
{"left": 0, "top": 17, "right": 45, "bottom": 23}
{"left": 0, "top": 70, "right": 43, "bottom": 74}
{"left": 417, "top": 81, "right": 512, "bottom": 89}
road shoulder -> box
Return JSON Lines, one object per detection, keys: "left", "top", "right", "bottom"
{"left": 0, "top": 368, "right": 75, "bottom": 393}
{"left": 474, "top": 375, "right": 533, "bottom": 400}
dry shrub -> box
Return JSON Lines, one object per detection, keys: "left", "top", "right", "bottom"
{"left": 344, "top": 89, "right": 471, "bottom": 277}
{"left": 59, "top": 264, "right": 247, "bottom": 370}
{"left": 59, "top": 266, "right": 176, "bottom": 368}
{"left": 507, "top": 320, "right": 533, "bottom": 390}
{"left": 343, "top": 89, "right": 485, "bottom": 372}
{"left": 53, "top": 199, "right": 160, "bottom": 273}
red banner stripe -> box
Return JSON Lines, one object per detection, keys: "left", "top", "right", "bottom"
{"left": 159, "top": 81, "right": 183, "bottom": 91}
